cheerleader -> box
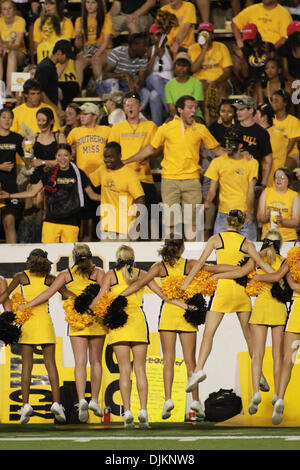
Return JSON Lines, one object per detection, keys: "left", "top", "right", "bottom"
{"left": 211, "top": 229, "right": 288, "bottom": 415}
{"left": 25, "top": 244, "right": 107, "bottom": 423}
{"left": 109, "top": 238, "right": 208, "bottom": 422}
{"left": 0, "top": 249, "right": 68, "bottom": 424}
{"left": 253, "top": 247, "right": 300, "bottom": 425}
{"left": 182, "top": 209, "right": 274, "bottom": 393}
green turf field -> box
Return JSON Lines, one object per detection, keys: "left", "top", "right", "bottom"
{"left": 1, "top": 422, "right": 300, "bottom": 452}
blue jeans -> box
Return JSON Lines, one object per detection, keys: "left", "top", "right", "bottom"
{"left": 96, "top": 77, "right": 150, "bottom": 110}
{"left": 145, "top": 73, "right": 168, "bottom": 126}
{"left": 213, "top": 211, "right": 257, "bottom": 241}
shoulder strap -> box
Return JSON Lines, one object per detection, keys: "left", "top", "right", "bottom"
{"left": 70, "top": 162, "right": 84, "bottom": 208}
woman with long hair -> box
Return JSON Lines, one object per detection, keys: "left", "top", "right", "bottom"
{"left": 74, "top": 0, "right": 113, "bottom": 89}
{"left": 24, "top": 244, "right": 107, "bottom": 423}
{"left": 106, "top": 239, "right": 210, "bottom": 421}
{"left": 0, "top": 248, "right": 69, "bottom": 424}
{"left": 181, "top": 209, "right": 274, "bottom": 393}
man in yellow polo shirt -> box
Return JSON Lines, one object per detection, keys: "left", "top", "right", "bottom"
{"left": 89, "top": 142, "right": 145, "bottom": 239}
{"left": 204, "top": 126, "right": 259, "bottom": 240}
{"left": 232, "top": 0, "right": 292, "bottom": 49}
{"left": 122, "top": 95, "right": 224, "bottom": 240}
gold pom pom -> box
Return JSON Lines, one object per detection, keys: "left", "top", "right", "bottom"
{"left": 286, "top": 247, "right": 300, "bottom": 283}
{"left": 11, "top": 293, "right": 33, "bottom": 325}
{"left": 161, "top": 275, "right": 185, "bottom": 299}
{"left": 93, "top": 291, "right": 114, "bottom": 320}
{"left": 63, "top": 297, "right": 94, "bottom": 330}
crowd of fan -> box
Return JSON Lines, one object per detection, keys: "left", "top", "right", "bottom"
{"left": 0, "top": 0, "right": 299, "bottom": 244}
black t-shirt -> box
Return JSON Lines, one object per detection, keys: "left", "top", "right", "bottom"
{"left": 278, "top": 42, "right": 300, "bottom": 79}
{"left": 209, "top": 121, "right": 228, "bottom": 147}
{"left": 242, "top": 42, "right": 275, "bottom": 82}
{"left": 236, "top": 122, "right": 272, "bottom": 184}
{"left": 120, "top": 0, "right": 148, "bottom": 14}
{"left": 35, "top": 57, "right": 58, "bottom": 106}
{"left": 30, "top": 165, "right": 91, "bottom": 226}
{"left": 0, "top": 131, "right": 24, "bottom": 193}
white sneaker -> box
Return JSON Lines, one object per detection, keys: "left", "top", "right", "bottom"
{"left": 190, "top": 400, "right": 205, "bottom": 418}
{"left": 78, "top": 398, "right": 89, "bottom": 423}
{"left": 259, "top": 375, "right": 270, "bottom": 392}
{"left": 186, "top": 370, "right": 207, "bottom": 393}
{"left": 20, "top": 403, "right": 33, "bottom": 424}
{"left": 248, "top": 392, "right": 261, "bottom": 415}
{"left": 272, "top": 394, "right": 278, "bottom": 406}
{"left": 161, "top": 399, "right": 174, "bottom": 420}
{"left": 51, "top": 402, "right": 66, "bottom": 423}
{"left": 138, "top": 409, "right": 149, "bottom": 429}
{"left": 123, "top": 410, "right": 134, "bottom": 429}
{"left": 272, "top": 398, "right": 284, "bottom": 425}
{"left": 88, "top": 400, "right": 103, "bottom": 417}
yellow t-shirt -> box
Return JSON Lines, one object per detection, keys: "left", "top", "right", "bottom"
{"left": 37, "top": 35, "right": 78, "bottom": 83}
{"left": 151, "top": 116, "right": 219, "bottom": 180}
{"left": 264, "top": 126, "right": 287, "bottom": 188}
{"left": 75, "top": 14, "right": 113, "bottom": 45}
{"left": 204, "top": 153, "right": 258, "bottom": 214}
{"left": 33, "top": 16, "right": 75, "bottom": 43}
{"left": 89, "top": 164, "right": 145, "bottom": 234}
{"left": 262, "top": 187, "right": 298, "bottom": 241}
{"left": 273, "top": 114, "right": 300, "bottom": 156}
{"left": 233, "top": 3, "right": 292, "bottom": 45}
{"left": 0, "top": 15, "right": 26, "bottom": 53}
{"left": 11, "top": 102, "right": 60, "bottom": 140}
{"left": 188, "top": 41, "right": 233, "bottom": 82}
{"left": 67, "top": 125, "right": 111, "bottom": 176}
{"left": 161, "top": 1, "right": 196, "bottom": 49}
{"left": 108, "top": 120, "right": 157, "bottom": 184}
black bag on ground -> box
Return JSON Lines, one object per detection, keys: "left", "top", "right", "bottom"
{"left": 204, "top": 388, "right": 242, "bottom": 422}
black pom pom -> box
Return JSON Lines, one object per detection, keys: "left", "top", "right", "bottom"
{"left": 74, "top": 283, "right": 100, "bottom": 314}
{"left": 0, "top": 312, "right": 21, "bottom": 345}
{"left": 103, "top": 296, "right": 128, "bottom": 330}
{"left": 234, "top": 275, "right": 249, "bottom": 287}
{"left": 0, "top": 311, "right": 16, "bottom": 324}
{"left": 184, "top": 293, "right": 207, "bottom": 326}
{"left": 271, "top": 280, "right": 293, "bottom": 304}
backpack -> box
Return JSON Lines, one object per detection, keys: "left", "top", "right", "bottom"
{"left": 204, "top": 388, "right": 242, "bottom": 422}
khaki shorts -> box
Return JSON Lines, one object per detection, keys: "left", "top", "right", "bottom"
{"left": 42, "top": 221, "right": 79, "bottom": 243}
{"left": 161, "top": 178, "right": 202, "bottom": 226}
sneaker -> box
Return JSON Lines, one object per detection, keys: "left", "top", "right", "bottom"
{"left": 138, "top": 409, "right": 149, "bottom": 429}
{"left": 272, "top": 394, "right": 278, "bottom": 406}
{"left": 259, "top": 375, "right": 270, "bottom": 392}
{"left": 248, "top": 392, "right": 261, "bottom": 415}
{"left": 51, "top": 402, "right": 66, "bottom": 423}
{"left": 123, "top": 410, "right": 134, "bottom": 429}
{"left": 190, "top": 400, "right": 205, "bottom": 419}
{"left": 88, "top": 400, "right": 103, "bottom": 417}
{"left": 20, "top": 403, "right": 33, "bottom": 424}
{"left": 272, "top": 398, "right": 284, "bottom": 425}
{"left": 161, "top": 399, "right": 174, "bottom": 420}
{"left": 78, "top": 398, "right": 89, "bottom": 423}
{"left": 186, "top": 370, "right": 207, "bottom": 393}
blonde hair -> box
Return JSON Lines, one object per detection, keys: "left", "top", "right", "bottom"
{"left": 72, "top": 244, "right": 95, "bottom": 276}
{"left": 260, "top": 229, "right": 282, "bottom": 265}
{"left": 115, "top": 245, "right": 139, "bottom": 285}
{"left": 226, "top": 209, "right": 245, "bottom": 230}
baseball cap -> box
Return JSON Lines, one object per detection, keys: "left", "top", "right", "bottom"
{"left": 242, "top": 23, "right": 258, "bottom": 40}
{"left": 293, "top": 167, "right": 300, "bottom": 172}
{"left": 197, "top": 22, "right": 214, "bottom": 32}
{"left": 149, "top": 23, "right": 161, "bottom": 34}
{"left": 232, "top": 95, "right": 257, "bottom": 109}
{"left": 53, "top": 39, "right": 75, "bottom": 59}
{"left": 287, "top": 20, "right": 300, "bottom": 36}
{"left": 79, "top": 102, "right": 100, "bottom": 116}
{"left": 173, "top": 52, "right": 192, "bottom": 64}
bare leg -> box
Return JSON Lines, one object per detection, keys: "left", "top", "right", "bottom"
{"left": 277, "top": 332, "right": 300, "bottom": 399}
{"left": 88, "top": 335, "right": 106, "bottom": 402}
{"left": 113, "top": 342, "right": 132, "bottom": 411}
{"left": 42, "top": 343, "right": 60, "bottom": 403}
{"left": 179, "top": 331, "right": 199, "bottom": 401}
{"left": 271, "top": 325, "right": 285, "bottom": 396}
{"left": 249, "top": 324, "right": 268, "bottom": 394}
{"left": 237, "top": 311, "right": 253, "bottom": 356}
{"left": 159, "top": 330, "right": 177, "bottom": 401}
{"left": 2, "top": 211, "right": 17, "bottom": 243}
{"left": 21, "top": 344, "right": 34, "bottom": 405}
{"left": 131, "top": 342, "right": 148, "bottom": 410}
{"left": 70, "top": 336, "right": 88, "bottom": 401}
{"left": 195, "top": 310, "right": 224, "bottom": 372}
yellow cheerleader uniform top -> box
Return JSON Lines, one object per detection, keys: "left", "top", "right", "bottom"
{"left": 66, "top": 266, "right": 108, "bottom": 337}
{"left": 285, "top": 290, "right": 300, "bottom": 334}
{"left": 249, "top": 254, "right": 287, "bottom": 325}
{"left": 19, "top": 270, "right": 55, "bottom": 345}
{"left": 159, "top": 257, "right": 197, "bottom": 332}
{"left": 109, "top": 268, "right": 149, "bottom": 345}
{"left": 209, "top": 231, "right": 252, "bottom": 313}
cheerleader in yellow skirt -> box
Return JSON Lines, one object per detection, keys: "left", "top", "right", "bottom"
{"left": 182, "top": 209, "right": 274, "bottom": 393}
{"left": 113, "top": 239, "right": 208, "bottom": 422}
{"left": 0, "top": 249, "right": 69, "bottom": 424}
{"left": 26, "top": 244, "right": 107, "bottom": 423}
{"left": 253, "top": 246, "right": 300, "bottom": 425}
{"left": 210, "top": 229, "right": 288, "bottom": 415}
